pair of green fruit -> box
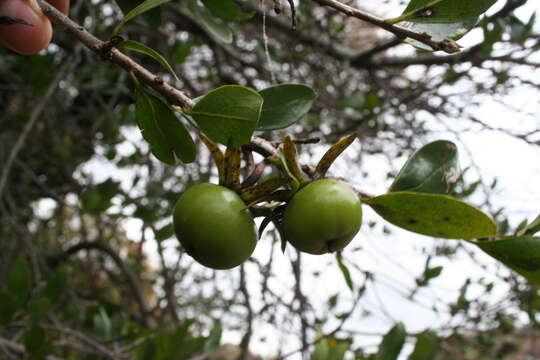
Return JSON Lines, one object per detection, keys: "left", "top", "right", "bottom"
{"left": 173, "top": 179, "right": 363, "bottom": 269}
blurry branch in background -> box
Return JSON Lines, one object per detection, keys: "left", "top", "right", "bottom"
{"left": 52, "top": 241, "right": 150, "bottom": 327}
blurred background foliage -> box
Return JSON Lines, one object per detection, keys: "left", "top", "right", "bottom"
{"left": 1, "top": 0, "right": 540, "bottom": 358}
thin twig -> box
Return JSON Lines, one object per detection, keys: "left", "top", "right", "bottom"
{"left": 36, "top": 0, "right": 280, "bottom": 159}
{"left": 312, "top": 0, "right": 461, "bottom": 53}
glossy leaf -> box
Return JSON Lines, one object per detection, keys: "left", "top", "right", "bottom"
{"left": 257, "top": 84, "right": 316, "bottom": 131}
{"left": 113, "top": 0, "right": 171, "bottom": 35}
{"left": 187, "top": 85, "right": 263, "bottom": 146}
{"left": 388, "top": 0, "right": 497, "bottom": 51}
{"left": 364, "top": 192, "right": 497, "bottom": 240}
{"left": 186, "top": 0, "right": 233, "bottom": 44}
{"left": 117, "top": 40, "right": 179, "bottom": 81}
{"left": 389, "top": 140, "right": 459, "bottom": 194}
{"left": 397, "top": 0, "right": 497, "bottom": 24}
{"left": 135, "top": 85, "right": 197, "bottom": 164}
{"left": 474, "top": 236, "right": 540, "bottom": 285}
{"left": 375, "top": 323, "right": 406, "bottom": 360}
{"left": 7, "top": 255, "right": 31, "bottom": 306}
{"left": 202, "top": 0, "right": 253, "bottom": 22}
{"left": 408, "top": 331, "right": 438, "bottom": 360}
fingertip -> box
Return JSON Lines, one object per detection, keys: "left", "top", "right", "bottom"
{"left": 0, "top": 0, "right": 53, "bottom": 55}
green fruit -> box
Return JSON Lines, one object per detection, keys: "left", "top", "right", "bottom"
{"left": 282, "top": 179, "right": 362, "bottom": 255}
{"left": 173, "top": 183, "right": 257, "bottom": 269}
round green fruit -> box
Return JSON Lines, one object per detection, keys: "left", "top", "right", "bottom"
{"left": 173, "top": 183, "right": 257, "bottom": 269}
{"left": 282, "top": 179, "right": 362, "bottom": 255}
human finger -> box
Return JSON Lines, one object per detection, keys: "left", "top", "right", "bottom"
{"left": 0, "top": 0, "right": 52, "bottom": 55}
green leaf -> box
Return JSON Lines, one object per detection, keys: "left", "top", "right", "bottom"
{"left": 518, "top": 214, "right": 540, "bottom": 236}
{"left": 93, "top": 307, "right": 112, "bottom": 337}
{"left": 474, "top": 236, "right": 540, "bottom": 285}
{"left": 390, "top": 140, "right": 459, "bottom": 194}
{"left": 424, "top": 266, "right": 443, "bottom": 280}
{"left": 7, "top": 256, "right": 31, "bottom": 306}
{"left": 203, "top": 323, "right": 222, "bottom": 352}
{"left": 311, "top": 337, "right": 352, "bottom": 360}
{"left": 186, "top": 0, "right": 233, "bottom": 44}
{"left": 375, "top": 323, "right": 406, "bottom": 360}
{"left": 388, "top": 0, "right": 497, "bottom": 50}
{"left": 408, "top": 331, "right": 438, "bottom": 360}
{"left": 155, "top": 223, "right": 174, "bottom": 242}
{"left": 0, "top": 292, "right": 18, "bottom": 324}
{"left": 117, "top": 40, "right": 179, "bottom": 81}
{"left": 398, "top": 0, "right": 497, "bottom": 24}
{"left": 202, "top": 0, "right": 254, "bottom": 22}
{"left": 172, "top": 39, "right": 195, "bottom": 64}
{"left": 81, "top": 179, "right": 120, "bottom": 215}
{"left": 115, "top": 0, "right": 162, "bottom": 28}
{"left": 113, "top": 0, "right": 172, "bottom": 36}
{"left": 336, "top": 254, "right": 353, "bottom": 291}
{"left": 135, "top": 85, "right": 197, "bottom": 164}
{"left": 42, "top": 267, "right": 70, "bottom": 304}
{"left": 257, "top": 83, "right": 316, "bottom": 131}
{"left": 186, "top": 85, "right": 263, "bottom": 146}
{"left": 24, "top": 325, "right": 47, "bottom": 355}
{"left": 27, "top": 297, "right": 52, "bottom": 324}
{"left": 364, "top": 192, "right": 497, "bottom": 240}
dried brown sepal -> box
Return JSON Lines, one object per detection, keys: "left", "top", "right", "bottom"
{"left": 315, "top": 134, "right": 357, "bottom": 179}
{"left": 242, "top": 189, "right": 294, "bottom": 210}
{"left": 283, "top": 136, "right": 310, "bottom": 185}
{"left": 240, "top": 177, "right": 291, "bottom": 203}
{"left": 242, "top": 160, "right": 268, "bottom": 188}
{"left": 200, "top": 135, "right": 225, "bottom": 185}
{"left": 223, "top": 146, "right": 242, "bottom": 190}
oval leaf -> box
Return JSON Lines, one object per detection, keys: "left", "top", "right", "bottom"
{"left": 376, "top": 323, "right": 406, "bottom": 360}
{"left": 7, "top": 256, "right": 31, "bottom": 306}
{"left": 135, "top": 86, "right": 197, "bottom": 164}
{"left": 408, "top": 331, "right": 438, "bottom": 360}
{"left": 397, "top": 0, "right": 497, "bottom": 24}
{"left": 388, "top": 0, "right": 497, "bottom": 50}
{"left": 365, "top": 192, "right": 497, "bottom": 240}
{"left": 474, "top": 236, "right": 540, "bottom": 285}
{"left": 186, "top": 0, "right": 233, "bottom": 44}
{"left": 202, "top": 0, "right": 253, "bottom": 22}
{"left": 389, "top": 140, "right": 459, "bottom": 194}
{"left": 187, "top": 85, "right": 263, "bottom": 146}
{"left": 257, "top": 83, "right": 316, "bottom": 131}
